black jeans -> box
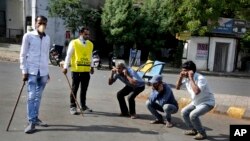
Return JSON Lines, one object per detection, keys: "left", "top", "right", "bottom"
{"left": 70, "top": 72, "right": 90, "bottom": 108}
{"left": 117, "top": 85, "right": 145, "bottom": 115}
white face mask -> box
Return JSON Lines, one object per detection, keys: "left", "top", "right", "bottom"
{"left": 79, "top": 36, "right": 84, "bottom": 40}
{"left": 38, "top": 25, "right": 46, "bottom": 33}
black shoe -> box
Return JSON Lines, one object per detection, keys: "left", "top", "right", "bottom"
{"left": 82, "top": 106, "right": 93, "bottom": 112}
{"left": 24, "top": 123, "right": 36, "bottom": 134}
{"left": 119, "top": 113, "right": 130, "bottom": 117}
{"left": 35, "top": 118, "right": 48, "bottom": 127}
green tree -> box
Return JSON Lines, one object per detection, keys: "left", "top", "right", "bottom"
{"left": 101, "top": 0, "right": 135, "bottom": 46}
{"left": 177, "top": 0, "right": 224, "bottom": 35}
{"left": 48, "top": 0, "right": 100, "bottom": 37}
{"left": 139, "top": 0, "right": 169, "bottom": 52}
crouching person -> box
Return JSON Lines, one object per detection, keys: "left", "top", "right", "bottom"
{"left": 176, "top": 61, "right": 215, "bottom": 140}
{"left": 146, "top": 75, "right": 178, "bottom": 128}
{"left": 108, "top": 62, "right": 145, "bottom": 119}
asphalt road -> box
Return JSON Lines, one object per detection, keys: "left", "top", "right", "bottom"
{"left": 0, "top": 61, "right": 249, "bottom": 141}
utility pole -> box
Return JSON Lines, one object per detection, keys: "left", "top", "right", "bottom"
{"left": 22, "top": 0, "right": 26, "bottom": 33}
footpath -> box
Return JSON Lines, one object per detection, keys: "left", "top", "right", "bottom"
{"left": 0, "top": 43, "right": 250, "bottom": 120}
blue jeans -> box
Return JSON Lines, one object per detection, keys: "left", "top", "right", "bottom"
{"left": 181, "top": 103, "right": 214, "bottom": 133}
{"left": 146, "top": 100, "right": 178, "bottom": 122}
{"left": 27, "top": 73, "right": 48, "bottom": 123}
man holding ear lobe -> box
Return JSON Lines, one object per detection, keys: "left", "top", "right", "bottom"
{"left": 176, "top": 60, "right": 215, "bottom": 140}
{"left": 146, "top": 75, "right": 178, "bottom": 128}
{"left": 20, "top": 15, "right": 50, "bottom": 134}
{"left": 108, "top": 62, "right": 145, "bottom": 119}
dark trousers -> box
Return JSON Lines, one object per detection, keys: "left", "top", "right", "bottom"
{"left": 117, "top": 85, "right": 145, "bottom": 115}
{"left": 70, "top": 72, "right": 90, "bottom": 108}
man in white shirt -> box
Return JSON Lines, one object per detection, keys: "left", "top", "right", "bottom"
{"left": 176, "top": 61, "right": 215, "bottom": 140}
{"left": 20, "top": 15, "right": 50, "bottom": 134}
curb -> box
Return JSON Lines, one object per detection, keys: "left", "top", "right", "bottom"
{"left": 137, "top": 91, "right": 250, "bottom": 120}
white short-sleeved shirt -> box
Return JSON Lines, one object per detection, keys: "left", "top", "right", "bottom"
{"left": 182, "top": 73, "right": 215, "bottom": 106}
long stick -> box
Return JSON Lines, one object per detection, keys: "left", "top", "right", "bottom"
{"left": 6, "top": 81, "right": 26, "bottom": 131}
{"left": 64, "top": 74, "right": 84, "bottom": 118}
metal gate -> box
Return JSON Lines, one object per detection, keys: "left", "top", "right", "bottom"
{"left": 213, "top": 42, "right": 229, "bottom": 72}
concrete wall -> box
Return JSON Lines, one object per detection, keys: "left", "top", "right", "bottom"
{"left": 33, "top": 0, "right": 105, "bottom": 45}
{"left": 25, "top": 0, "right": 32, "bottom": 17}
{"left": 34, "top": 0, "right": 66, "bottom": 45}
{"left": 183, "top": 37, "right": 209, "bottom": 70}
{"left": 6, "top": 0, "right": 23, "bottom": 37}
{"left": 4, "top": 0, "right": 105, "bottom": 44}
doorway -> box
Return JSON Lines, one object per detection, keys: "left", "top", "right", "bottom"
{"left": 0, "top": 11, "right": 6, "bottom": 37}
{"left": 213, "top": 42, "right": 230, "bottom": 72}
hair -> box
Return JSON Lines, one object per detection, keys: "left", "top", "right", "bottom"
{"left": 35, "top": 15, "right": 47, "bottom": 23}
{"left": 79, "top": 27, "right": 89, "bottom": 33}
{"left": 116, "top": 61, "right": 126, "bottom": 68}
{"left": 182, "top": 60, "right": 196, "bottom": 73}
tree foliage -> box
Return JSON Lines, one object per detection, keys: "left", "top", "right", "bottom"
{"left": 48, "top": 0, "right": 100, "bottom": 35}
{"left": 176, "top": 0, "right": 224, "bottom": 35}
{"left": 101, "top": 0, "right": 135, "bottom": 45}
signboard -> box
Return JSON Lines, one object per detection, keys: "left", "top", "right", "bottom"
{"left": 211, "top": 18, "right": 247, "bottom": 35}
{"left": 233, "top": 20, "right": 247, "bottom": 34}
{"left": 176, "top": 32, "right": 191, "bottom": 41}
{"left": 129, "top": 49, "right": 141, "bottom": 66}
{"left": 196, "top": 43, "right": 208, "bottom": 60}
{"left": 212, "top": 18, "right": 233, "bottom": 34}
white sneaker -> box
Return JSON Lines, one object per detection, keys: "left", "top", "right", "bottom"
{"left": 70, "top": 107, "right": 77, "bottom": 115}
{"left": 24, "top": 123, "right": 36, "bottom": 134}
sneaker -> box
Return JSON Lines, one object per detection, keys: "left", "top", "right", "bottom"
{"left": 24, "top": 123, "right": 36, "bottom": 134}
{"left": 70, "top": 107, "right": 77, "bottom": 115}
{"left": 82, "top": 106, "right": 93, "bottom": 112}
{"left": 119, "top": 113, "right": 130, "bottom": 117}
{"left": 194, "top": 132, "right": 207, "bottom": 140}
{"left": 35, "top": 118, "right": 48, "bottom": 127}
{"left": 130, "top": 114, "right": 137, "bottom": 119}
{"left": 150, "top": 119, "right": 165, "bottom": 124}
{"left": 166, "top": 121, "right": 174, "bottom": 128}
{"left": 184, "top": 129, "right": 198, "bottom": 136}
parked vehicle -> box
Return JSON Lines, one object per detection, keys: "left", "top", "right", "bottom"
{"left": 108, "top": 52, "right": 116, "bottom": 69}
{"left": 49, "top": 44, "right": 64, "bottom": 66}
{"left": 92, "top": 50, "right": 102, "bottom": 70}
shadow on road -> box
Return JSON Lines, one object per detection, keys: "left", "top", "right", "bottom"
{"left": 206, "top": 134, "right": 229, "bottom": 141}
{"left": 37, "top": 124, "right": 159, "bottom": 135}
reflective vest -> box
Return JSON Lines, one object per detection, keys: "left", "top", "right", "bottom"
{"left": 70, "top": 39, "right": 93, "bottom": 72}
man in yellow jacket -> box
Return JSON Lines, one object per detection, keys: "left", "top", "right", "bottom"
{"left": 62, "top": 27, "right": 94, "bottom": 115}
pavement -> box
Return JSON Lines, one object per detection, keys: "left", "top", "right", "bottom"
{"left": 0, "top": 42, "right": 250, "bottom": 120}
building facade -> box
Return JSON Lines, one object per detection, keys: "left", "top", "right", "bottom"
{"left": 183, "top": 18, "right": 248, "bottom": 72}
{"left": 0, "top": 0, "right": 104, "bottom": 45}
{"left": 183, "top": 37, "right": 237, "bottom": 72}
